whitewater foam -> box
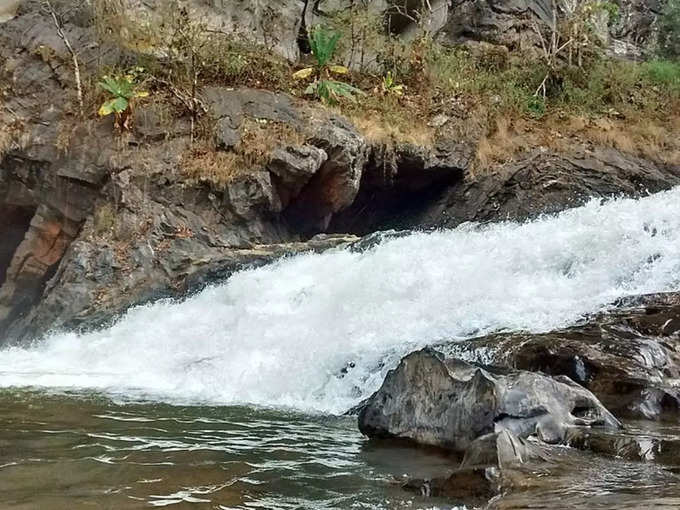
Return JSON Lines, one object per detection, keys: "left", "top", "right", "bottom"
{"left": 1, "top": 189, "right": 680, "bottom": 413}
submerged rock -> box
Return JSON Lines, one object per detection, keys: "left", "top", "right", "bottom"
{"left": 358, "top": 348, "right": 620, "bottom": 450}
{"left": 566, "top": 425, "right": 680, "bottom": 467}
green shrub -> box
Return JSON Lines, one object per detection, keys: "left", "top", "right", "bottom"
{"left": 642, "top": 59, "right": 680, "bottom": 89}
{"left": 293, "top": 26, "right": 365, "bottom": 105}
{"left": 526, "top": 96, "right": 546, "bottom": 118}
{"left": 97, "top": 72, "right": 149, "bottom": 130}
{"left": 658, "top": 0, "right": 680, "bottom": 59}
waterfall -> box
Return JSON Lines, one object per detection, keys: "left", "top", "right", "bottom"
{"left": 1, "top": 188, "right": 679, "bottom": 414}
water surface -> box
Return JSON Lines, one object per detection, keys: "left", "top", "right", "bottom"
{"left": 2, "top": 190, "right": 680, "bottom": 508}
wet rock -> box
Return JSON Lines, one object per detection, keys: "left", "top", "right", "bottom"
{"left": 566, "top": 425, "right": 680, "bottom": 467}
{"left": 443, "top": 294, "right": 680, "bottom": 420}
{"left": 402, "top": 429, "right": 549, "bottom": 505}
{"left": 358, "top": 348, "right": 620, "bottom": 450}
{"left": 8, "top": 228, "right": 359, "bottom": 342}
{"left": 403, "top": 467, "right": 498, "bottom": 503}
{"left": 462, "top": 430, "right": 547, "bottom": 470}
{"left": 415, "top": 149, "right": 680, "bottom": 230}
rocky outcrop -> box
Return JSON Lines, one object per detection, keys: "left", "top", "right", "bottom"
{"left": 108, "top": 0, "right": 306, "bottom": 62}
{"left": 358, "top": 348, "right": 620, "bottom": 450}
{"left": 330, "top": 147, "right": 680, "bottom": 233}
{"left": 421, "top": 148, "right": 680, "bottom": 230}
{"left": 330, "top": 141, "right": 471, "bottom": 234}
{"left": 442, "top": 293, "right": 680, "bottom": 420}
{"left": 0, "top": 5, "right": 369, "bottom": 341}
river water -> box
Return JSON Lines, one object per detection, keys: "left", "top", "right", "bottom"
{"left": 2, "top": 189, "right": 680, "bottom": 508}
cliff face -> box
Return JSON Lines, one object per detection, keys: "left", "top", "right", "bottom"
{"left": 107, "top": 0, "right": 665, "bottom": 59}
{"left": 0, "top": 0, "right": 678, "bottom": 343}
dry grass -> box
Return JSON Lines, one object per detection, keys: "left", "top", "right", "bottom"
{"left": 55, "top": 119, "right": 79, "bottom": 154}
{"left": 587, "top": 118, "right": 637, "bottom": 153}
{"left": 92, "top": 0, "right": 161, "bottom": 52}
{"left": 342, "top": 94, "right": 435, "bottom": 147}
{"left": 471, "top": 111, "right": 680, "bottom": 173}
{"left": 350, "top": 113, "right": 433, "bottom": 147}
{"left": 554, "top": 115, "right": 680, "bottom": 166}
{"left": 182, "top": 147, "right": 245, "bottom": 187}
{"left": 182, "top": 117, "right": 305, "bottom": 187}
{"left": 237, "top": 118, "right": 304, "bottom": 166}
{"left": 93, "top": 203, "right": 116, "bottom": 236}
{"left": 0, "top": 128, "right": 11, "bottom": 158}
{"left": 473, "top": 116, "right": 527, "bottom": 173}
{"left": 0, "top": 115, "right": 24, "bottom": 158}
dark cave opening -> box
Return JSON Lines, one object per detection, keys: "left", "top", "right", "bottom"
{"left": 327, "top": 181, "right": 452, "bottom": 235}
{"left": 0, "top": 205, "right": 35, "bottom": 287}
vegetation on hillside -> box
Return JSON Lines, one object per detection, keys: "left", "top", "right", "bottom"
{"left": 659, "top": 0, "right": 680, "bottom": 59}
{"left": 77, "top": 0, "right": 680, "bottom": 173}
{"left": 292, "top": 26, "right": 365, "bottom": 105}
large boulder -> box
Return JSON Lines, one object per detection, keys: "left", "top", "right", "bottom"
{"left": 443, "top": 293, "right": 680, "bottom": 420}
{"left": 358, "top": 348, "right": 620, "bottom": 450}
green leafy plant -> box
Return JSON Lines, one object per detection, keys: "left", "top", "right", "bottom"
{"left": 293, "top": 26, "right": 365, "bottom": 105}
{"left": 98, "top": 70, "right": 148, "bottom": 130}
{"left": 380, "top": 71, "right": 405, "bottom": 96}
{"left": 526, "top": 95, "right": 546, "bottom": 118}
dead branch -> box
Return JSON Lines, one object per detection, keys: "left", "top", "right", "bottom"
{"left": 43, "top": 0, "right": 84, "bottom": 117}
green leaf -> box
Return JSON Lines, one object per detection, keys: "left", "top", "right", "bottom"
{"left": 111, "top": 96, "right": 129, "bottom": 112}
{"left": 309, "top": 26, "right": 341, "bottom": 68}
{"left": 317, "top": 80, "right": 333, "bottom": 103}
{"left": 326, "top": 80, "right": 365, "bottom": 100}
{"left": 98, "top": 78, "right": 121, "bottom": 96}
{"left": 99, "top": 76, "right": 136, "bottom": 99}
{"left": 98, "top": 96, "right": 129, "bottom": 116}
{"left": 313, "top": 80, "right": 365, "bottom": 105}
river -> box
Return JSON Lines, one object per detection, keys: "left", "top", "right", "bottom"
{"left": 1, "top": 189, "right": 680, "bottom": 508}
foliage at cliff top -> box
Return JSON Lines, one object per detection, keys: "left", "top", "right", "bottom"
{"left": 293, "top": 26, "right": 365, "bottom": 105}
{"left": 659, "top": 0, "right": 680, "bottom": 59}
{"left": 84, "top": 0, "right": 680, "bottom": 167}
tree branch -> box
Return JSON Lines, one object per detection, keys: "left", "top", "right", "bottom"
{"left": 44, "top": 0, "right": 84, "bottom": 117}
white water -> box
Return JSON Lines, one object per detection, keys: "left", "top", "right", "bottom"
{"left": 1, "top": 189, "right": 680, "bottom": 413}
